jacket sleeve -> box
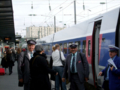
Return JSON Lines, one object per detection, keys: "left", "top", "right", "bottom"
{"left": 61, "top": 52, "right": 66, "bottom": 61}
{"left": 111, "top": 59, "right": 120, "bottom": 75}
{"left": 40, "top": 57, "right": 56, "bottom": 75}
{"left": 18, "top": 52, "right": 24, "bottom": 80}
{"left": 62, "top": 56, "right": 68, "bottom": 78}
{"left": 81, "top": 53, "right": 89, "bottom": 78}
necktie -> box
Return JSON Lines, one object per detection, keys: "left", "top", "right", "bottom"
{"left": 72, "top": 54, "right": 75, "bottom": 73}
{"left": 30, "top": 52, "right": 33, "bottom": 58}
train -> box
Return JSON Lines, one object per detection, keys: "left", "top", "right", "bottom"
{"left": 37, "top": 7, "right": 120, "bottom": 88}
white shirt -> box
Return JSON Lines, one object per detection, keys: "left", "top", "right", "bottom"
{"left": 28, "top": 51, "right": 34, "bottom": 60}
{"left": 52, "top": 49, "right": 66, "bottom": 66}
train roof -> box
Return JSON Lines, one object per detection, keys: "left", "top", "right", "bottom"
{"left": 40, "top": 7, "right": 120, "bottom": 43}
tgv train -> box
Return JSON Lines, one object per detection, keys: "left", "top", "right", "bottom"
{"left": 39, "top": 7, "right": 120, "bottom": 88}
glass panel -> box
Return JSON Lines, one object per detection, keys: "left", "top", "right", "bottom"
{"left": 83, "top": 40, "right": 86, "bottom": 54}
{"left": 75, "top": 41, "right": 81, "bottom": 52}
{"left": 60, "top": 44, "right": 63, "bottom": 51}
{"left": 88, "top": 40, "right": 91, "bottom": 56}
{"left": 63, "top": 43, "right": 67, "bottom": 54}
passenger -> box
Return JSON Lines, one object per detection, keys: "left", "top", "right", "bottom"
{"left": 98, "top": 45, "right": 120, "bottom": 90}
{"left": 62, "top": 44, "right": 89, "bottom": 90}
{"left": 1, "top": 52, "right": 8, "bottom": 73}
{"left": 18, "top": 40, "right": 36, "bottom": 90}
{"left": 30, "top": 45, "right": 58, "bottom": 90}
{"left": 16, "top": 48, "right": 21, "bottom": 62}
{"left": 6, "top": 49, "right": 14, "bottom": 75}
{"left": 52, "top": 44, "right": 67, "bottom": 90}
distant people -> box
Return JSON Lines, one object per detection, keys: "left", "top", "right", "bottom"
{"left": 52, "top": 44, "right": 67, "bottom": 90}
{"left": 18, "top": 40, "right": 36, "bottom": 90}
{"left": 16, "top": 48, "right": 21, "bottom": 62}
{"left": 6, "top": 49, "right": 14, "bottom": 75}
{"left": 30, "top": 45, "right": 58, "bottom": 90}
{"left": 1, "top": 52, "right": 8, "bottom": 73}
{"left": 62, "top": 44, "right": 89, "bottom": 90}
{"left": 98, "top": 45, "right": 120, "bottom": 90}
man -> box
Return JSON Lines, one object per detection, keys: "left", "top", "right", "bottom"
{"left": 18, "top": 40, "right": 36, "bottom": 90}
{"left": 98, "top": 45, "right": 120, "bottom": 90}
{"left": 62, "top": 44, "right": 89, "bottom": 90}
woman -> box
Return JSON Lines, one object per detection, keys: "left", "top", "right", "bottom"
{"left": 52, "top": 44, "right": 67, "bottom": 90}
{"left": 6, "top": 49, "right": 14, "bottom": 75}
{"left": 16, "top": 48, "right": 21, "bottom": 61}
{"left": 30, "top": 45, "right": 58, "bottom": 90}
{"left": 1, "top": 52, "right": 8, "bottom": 73}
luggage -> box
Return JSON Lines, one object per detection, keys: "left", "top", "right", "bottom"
{"left": 0, "top": 68, "right": 5, "bottom": 75}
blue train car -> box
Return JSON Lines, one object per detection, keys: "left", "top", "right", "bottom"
{"left": 39, "top": 7, "right": 120, "bottom": 88}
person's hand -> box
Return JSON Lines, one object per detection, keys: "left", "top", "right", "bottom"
{"left": 98, "top": 72, "right": 102, "bottom": 76}
{"left": 56, "top": 72, "right": 58, "bottom": 75}
{"left": 110, "top": 66, "right": 114, "bottom": 71}
{"left": 85, "top": 78, "right": 88, "bottom": 82}
{"left": 19, "top": 79, "right": 23, "bottom": 82}
{"left": 62, "top": 78, "right": 65, "bottom": 82}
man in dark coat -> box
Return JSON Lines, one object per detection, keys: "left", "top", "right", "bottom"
{"left": 98, "top": 45, "right": 120, "bottom": 90}
{"left": 30, "top": 45, "right": 57, "bottom": 90}
{"left": 62, "top": 44, "right": 89, "bottom": 90}
{"left": 18, "top": 40, "right": 36, "bottom": 90}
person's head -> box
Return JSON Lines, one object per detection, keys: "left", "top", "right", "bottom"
{"left": 4, "top": 51, "right": 6, "bottom": 54}
{"left": 69, "top": 44, "right": 78, "bottom": 54}
{"left": 27, "top": 40, "right": 36, "bottom": 52}
{"left": 35, "top": 45, "right": 43, "bottom": 54}
{"left": 52, "top": 44, "right": 60, "bottom": 51}
{"left": 108, "top": 45, "right": 119, "bottom": 58}
{"left": 8, "top": 49, "right": 12, "bottom": 54}
{"left": 17, "top": 48, "right": 21, "bottom": 54}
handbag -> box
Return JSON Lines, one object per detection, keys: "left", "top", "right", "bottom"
{"left": 59, "top": 51, "right": 65, "bottom": 66}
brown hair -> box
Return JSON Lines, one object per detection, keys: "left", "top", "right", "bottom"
{"left": 52, "top": 44, "right": 60, "bottom": 51}
{"left": 17, "top": 48, "right": 21, "bottom": 54}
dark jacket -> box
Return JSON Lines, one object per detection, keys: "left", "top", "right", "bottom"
{"left": 30, "top": 52, "right": 56, "bottom": 90}
{"left": 63, "top": 52, "right": 89, "bottom": 82}
{"left": 1, "top": 57, "right": 8, "bottom": 68}
{"left": 102, "top": 56, "right": 120, "bottom": 90}
{"left": 7, "top": 54, "right": 14, "bottom": 67}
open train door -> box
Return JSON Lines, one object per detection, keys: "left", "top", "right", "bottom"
{"left": 116, "top": 11, "right": 120, "bottom": 56}
{"left": 92, "top": 20, "right": 102, "bottom": 89}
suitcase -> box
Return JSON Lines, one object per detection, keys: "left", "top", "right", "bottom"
{"left": 0, "top": 68, "right": 5, "bottom": 75}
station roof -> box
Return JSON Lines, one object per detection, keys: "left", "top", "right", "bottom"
{"left": 0, "top": 0, "right": 15, "bottom": 42}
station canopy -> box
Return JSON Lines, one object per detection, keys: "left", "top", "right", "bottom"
{"left": 0, "top": 0, "right": 15, "bottom": 42}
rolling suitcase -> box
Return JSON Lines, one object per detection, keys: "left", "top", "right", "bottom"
{"left": 0, "top": 68, "right": 5, "bottom": 75}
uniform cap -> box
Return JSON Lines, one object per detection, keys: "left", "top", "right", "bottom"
{"left": 108, "top": 45, "right": 119, "bottom": 52}
{"left": 69, "top": 44, "right": 77, "bottom": 48}
{"left": 27, "top": 40, "right": 36, "bottom": 45}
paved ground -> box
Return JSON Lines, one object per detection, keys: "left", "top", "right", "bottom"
{"left": 0, "top": 62, "right": 23, "bottom": 90}
{"left": 0, "top": 62, "right": 70, "bottom": 90}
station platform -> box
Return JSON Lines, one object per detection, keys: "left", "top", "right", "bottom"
{"left": 0, "top": 62, "right": 70, "bottom": 90}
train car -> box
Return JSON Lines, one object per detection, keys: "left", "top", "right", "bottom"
{"left": 39, "top": 7, "right": 120, "bottom": 88}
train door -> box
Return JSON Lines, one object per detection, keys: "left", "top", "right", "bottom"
{"left": 92, "top": 20, "right": 102, "bottom": 89}
{"left": 116, "top": 12, "right": 120, "bottom": 56}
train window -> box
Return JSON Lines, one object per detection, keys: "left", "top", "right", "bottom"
{"left": 88, "top": 40, "right": 91, "bottom": 56}
{"left": 63, "top": 43, "right": 67, "bottom": 54}
{"left": 68, "top": 42, "right": 73, "bottom": 53}
{"left": 75, "top": 41, "right": 81, "bottom": 52}
{"left": 60, "top": 44, "right": 63, "bottom": 51}
{"left": 48, "top": 45, "right": 50, "bottom": 52}
{"left": 83, "top": 40, "right": 86, "bottom": 54}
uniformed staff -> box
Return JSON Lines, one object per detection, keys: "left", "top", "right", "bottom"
{"left": 62, "top": 44, "right": 89, "bottom": 90}
{"left": 18, "top": 40, "right": 36, "bottom": 90}
{"left": 98, "top": 45, "right": 120, "bottom": 90}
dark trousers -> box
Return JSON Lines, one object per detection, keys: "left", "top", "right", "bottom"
{"left": 53, "top": 66, "right": 67, "bottom": 90}
{"left": 24, "top": 82, "right": 30, "bottom": 90}
{"left": 9, "top": 66, "right": 12, "bottom": 73}
{"left": 70, "top": 73, "right": 85, "bottom": 90}
{"left": 104, "top": 80, "right": 109, "bottom": 90}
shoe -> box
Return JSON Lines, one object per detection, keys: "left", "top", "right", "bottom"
{"left": 9, "top": 72, "right": 12, "bottom": 75}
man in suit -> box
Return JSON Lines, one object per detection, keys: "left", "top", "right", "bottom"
{"left": 62, "top": 44, "right": 89, "bottom": 90}
{"left": 18, "top": 40, "right": 36, "bottom": 90}
{"left": 98, "top": 45, "right": 120, "bottom": 90}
